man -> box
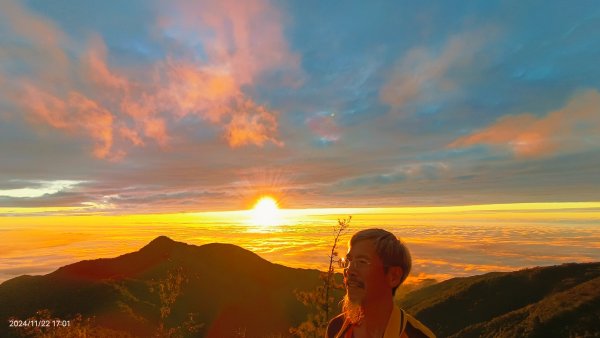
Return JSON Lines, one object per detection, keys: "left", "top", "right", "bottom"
{"left": 326, "top": 228, "right": 435, "bottom": 338}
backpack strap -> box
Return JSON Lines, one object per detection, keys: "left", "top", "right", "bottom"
{"left": 399, "top": 307, "right": 407, "bottom": 335}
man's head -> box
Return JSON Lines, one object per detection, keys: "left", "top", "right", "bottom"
{"left": 342, "top": 228, "right": 412, "bottom": 321}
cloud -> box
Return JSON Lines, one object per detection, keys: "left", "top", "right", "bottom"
{"left": 305, "top": 112, "right": 341, "bottom": 143}
{"left": 153, "top": 0, "right": 304, "bottom": 146}
{"left": 20, "top": 84, "right": 119, "bottom": 159}
{"left": 379, "top": 30, "right": 491, "bottom": 115}
{"left": 1, "top": 0, "right": 301, "bottom": 160}
{"left": 334, "top": 162, "right": 450, "bottom": 189}
{"left": 225, "top": 99, "right": 283, "bottom": 147}
{"left": 157, "top": 0, "right": 303, "bottom": 86}
{"left": 0, "top": 180, "right": 82, "bottom": 198}
{"left": 449, "top": 90, "right": 600, "bottom": 158}
{"left": 0, "top": 0, "right": 70, "bottom": 84}
{"left": 81, "top": 35, "right": 129, "bottom": 92}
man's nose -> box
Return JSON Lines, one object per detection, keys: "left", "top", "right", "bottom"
{"left": 344, "top": 265, "right": 358, "bottom": 278}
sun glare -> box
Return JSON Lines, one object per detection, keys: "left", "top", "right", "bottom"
{"left": 250, "top": 196, "right": 282, "bottom": 227}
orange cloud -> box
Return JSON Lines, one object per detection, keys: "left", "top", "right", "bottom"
{"left": 3, "top": 0, "right": 301, "bottom": 159}
{"left": 81, "top": 35, "right": 128, "bottom": 92}
{"left": 22, "top": 85, "right": 116, "bottom": 160}
{"left": 82, "top": 36, "right": 171, "bottom": 148}
{"left": 153, "top": 0, "right": 303, "bottom": 146}
{"left": 119, "top": 99, "right": 170, "bottom": 148}
{"left": 68, "top": 93, "right": 115, "bottom": 159}
{"left": 159, "top": 0, "right": 302, "bottom": 86}
{"left": 449, "top": 90, "right": 600, "bottom": 157}
{"left": 225, "top": 100, "right": 283, "bottom": 148}
{"left": 160, "top": 61, "right": 239, "bottom": 122}
{"left": 119, "top": 126, "right": 144, "bottom": 146}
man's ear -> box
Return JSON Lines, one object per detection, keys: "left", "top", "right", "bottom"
{"left": 387, "top": 266, "right": 403, "bottom": 289}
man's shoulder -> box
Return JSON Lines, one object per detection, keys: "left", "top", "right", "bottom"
{"left": 326, "top": 313, "right": 347, "bottom": 338}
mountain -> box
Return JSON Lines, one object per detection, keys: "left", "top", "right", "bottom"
{"left": 0, "top": 236, "right": 332, "bottom": 337}
{"left": 2, "top": 236, "right": 598, "bottom": 337}
{"left": 398, "top": 262, "right": 600, "bottom": 337}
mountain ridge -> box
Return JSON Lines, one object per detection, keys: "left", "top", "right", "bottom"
{"left": 400, "top": 261, "right": 600, "bottom": 337}
{"left": 0, "top": 236, "right": 325, "bottom": 337}
{"left": 1, "top": 236, "right": 598, "bottom": 337}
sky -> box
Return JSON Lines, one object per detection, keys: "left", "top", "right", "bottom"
{"left": 1, "top": 0, "right": 600, "bottom": 214}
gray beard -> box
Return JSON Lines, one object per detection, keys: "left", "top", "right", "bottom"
{"left": 342, "top": 294, "right": 364, "bottom": 324}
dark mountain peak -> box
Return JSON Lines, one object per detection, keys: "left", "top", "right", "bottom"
{"left": 0, "top": 238, "right": 324, "bottom": 338}
{"left": 46, "top": 238, "right": 272, "bottom": 282}
{"left": 50, "top": 236, "right": 186, "bottom": 281}
{"left": 141, "top": 235, "right": 179, "bottom": 253}
{"left": 140, "top": 237, "right": 264, "bottom": 264}
{"left": 151, "top": 235, "right": 175, "bottom": 244}
{"left": 201, "top": 242, "right": 257, "bottom": 255}
{"left": 197, "top": 242, "right": 272, "bottom": 267}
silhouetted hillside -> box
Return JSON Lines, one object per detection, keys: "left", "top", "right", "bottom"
{"left": 452, "top": 276, "right": 600, "bottom": 337}
{"left": 0, "top": 236, "right": 329, "bottom": 337}
{"left": 2, "top": 237, "right": 598, "bottom": 337}
{"left": 398, "top": 262, "right": 600, "bottom": 337}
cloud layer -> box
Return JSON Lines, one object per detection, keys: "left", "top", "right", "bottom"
{"left": 0, "top": 1, "right": 599, "bottom": 212}
{"left": 1, "top": 0, "right": 301, "bottom": 160}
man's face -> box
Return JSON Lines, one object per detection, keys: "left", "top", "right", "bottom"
{"left": 343, "top": 239, "right": 392, "bottom": 306}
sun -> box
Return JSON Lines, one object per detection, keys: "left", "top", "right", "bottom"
{"left": 250, "top": 196, "right": 282, "bottom": 227}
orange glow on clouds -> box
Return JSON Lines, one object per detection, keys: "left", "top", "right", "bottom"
{"left": 5, "top": 0, "right": 303, "bottom": 160}
{"left": 1, "top": 202, "right": 599, "bottom": 283}
{"left": 449, "top": 90, "right": 600, "bottom": 157}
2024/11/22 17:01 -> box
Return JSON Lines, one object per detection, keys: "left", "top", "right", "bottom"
{"left": 8, "top": 319, "right": 71, "bottom": 327}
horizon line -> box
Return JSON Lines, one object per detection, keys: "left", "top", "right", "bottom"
{"left": 2, "top": 201, "right": 600, "bottom": 217}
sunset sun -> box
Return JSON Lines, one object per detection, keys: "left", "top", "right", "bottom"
{"left": 250, "top": 196, "right": 282, "bottom": 227}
